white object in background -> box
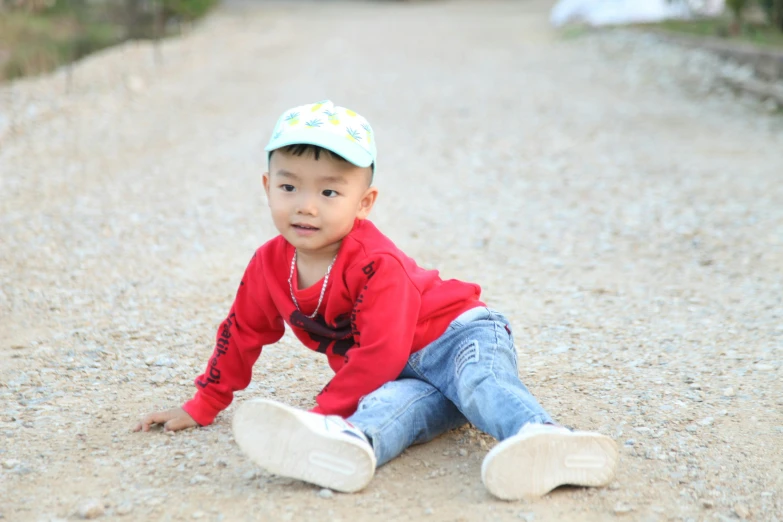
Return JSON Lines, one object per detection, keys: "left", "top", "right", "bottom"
{"left": 550, "top": 0, "right": 725, "bottom": 27}
{"left": 687, "top": 0, "right": 725, "bottom": 16}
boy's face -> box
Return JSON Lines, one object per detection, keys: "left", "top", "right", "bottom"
{"left": 263, "top": 149, "right": 377, "bottom": 258}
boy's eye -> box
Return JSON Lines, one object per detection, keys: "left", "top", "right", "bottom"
{"left": 322, "top": 190, "right": 339, "bottom": 198}
{"left": 280, "top": 184, "right": 295, "bottom": 192}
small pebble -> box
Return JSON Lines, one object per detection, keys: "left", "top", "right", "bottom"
{"left": 613, "top": 502, "right": 634, "bottom": 515}
{"left": 154, "top": 355, "right": 176, "bottom": 367}
{"left": 701, "top": 499, "right": 714, "bottom": 509}
{"left": 125, "top": 75, "right": 146, "bottom": 93}
{"left": 192, "top": 511, "right": 204, "bottom": 519}
{"left": 318, "top": 488, "right": 334, "bottom": 499}
{"left": 149, "top": 369, "right": 170, "bottom": 384}
{"left": 116, "top": 502, "right": 133, "bottom": 516}
{"left": 76, "top": 500, "right": 104, "bottom": 519}
{"left": 458, "top": 448, "right": 468, "bottom": 457}
{"left": 733, "top": 503, "right": 750, "bottom": 519}
{"left": 190, "top": 474, "right": 209, "bottom": 485}
{"left": 722, "top": 387, "right": 735, "bottom": 397}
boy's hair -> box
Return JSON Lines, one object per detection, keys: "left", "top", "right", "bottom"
{"left": 268, "top": 144, "right": 374, "bottom": 184}
{"left": 269, "top": 144, "right": 350, "bottom": 164}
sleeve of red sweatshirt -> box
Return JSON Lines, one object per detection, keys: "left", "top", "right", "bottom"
{"left": 182, "top": 253, "right": 285, "bottom": 426}
{"left": 311, "top": 254, "right": 421, "bottom": 417}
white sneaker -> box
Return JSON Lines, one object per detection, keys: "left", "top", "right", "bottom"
{"left": 481, "top": 423, "right": 618, "bottom": 500}
{"left": 232, "top": 398, "right": 376, "bottom": 493}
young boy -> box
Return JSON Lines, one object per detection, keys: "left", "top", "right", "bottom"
{"left": 134, "top": 100, "right": 618, "bottom": 500}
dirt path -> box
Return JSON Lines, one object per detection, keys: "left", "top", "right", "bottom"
{"left": 1, "top": 1, "right": 782, "bottom": 520}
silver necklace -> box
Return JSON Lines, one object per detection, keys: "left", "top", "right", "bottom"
{"left": 288, "top": 249, "right": 337, "bottom": 319}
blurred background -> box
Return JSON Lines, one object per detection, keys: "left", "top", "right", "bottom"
{"left": 0, "top": 0, "right": 217, "bottom": 81}
{"left": 1, "top": 0, "right": 782, "bottom": 83}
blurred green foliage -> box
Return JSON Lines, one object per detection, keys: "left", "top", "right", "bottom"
{"left": 162, "top": 0, "right": 217, "bottom": 22}
{"left": 660, "top": 0, "right": 783, "bottom": 44}
{"left": 0, "top": 0, "right": 218, "bottom": 81}
{"left": 659, "top": 16, "right": 783, "bottom": 46}
{"left": 759, "top": 0, "right": 783, "bottom": 30}
{"left": 727, "top": 0, "right": 783, "bottom": 32}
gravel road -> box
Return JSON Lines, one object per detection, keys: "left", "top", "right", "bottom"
{"left": 1, "top": 1, "right": 782, "bottom": 520}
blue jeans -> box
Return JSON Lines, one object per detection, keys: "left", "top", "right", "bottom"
{"left": 348, "top": 307, "right": 554, "bottom": 467}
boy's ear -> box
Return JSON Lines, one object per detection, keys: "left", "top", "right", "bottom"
{"left": 357, "top": 186, "right": 379, "bottom": 220}
{"left": 262, "top": 172, "right": 271, "bottom": 202}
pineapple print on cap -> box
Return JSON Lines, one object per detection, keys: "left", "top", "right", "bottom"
{"left": 346, "top": 127, "right": 362, "bottom": 143}
{"left": 284, "top": 112, "right": 300, "bottom": 126}
{"left": 361, "top": 123, "right": 373, "bottom": 145}
{"left": 324, "top": 110, "right": 340, "bottom": 126}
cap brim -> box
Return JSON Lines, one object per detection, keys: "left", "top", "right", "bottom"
{"left": 265, "top": 129, "right": 374, "bottom": 168}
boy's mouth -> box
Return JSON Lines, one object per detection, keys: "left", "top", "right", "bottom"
{"left": 292, "top": 223, "right": 319, "bottom": 232}
{"left": 291, "top": 223, "right": 319, "bottom": 235}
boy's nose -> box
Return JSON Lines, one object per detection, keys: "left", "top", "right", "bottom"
{"left": 295, "top": 195, "right": 318, "bottom": 216}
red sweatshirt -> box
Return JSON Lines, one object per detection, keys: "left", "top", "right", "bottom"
{"left": 182, "top": 219, "right": 482, "bottom": 425}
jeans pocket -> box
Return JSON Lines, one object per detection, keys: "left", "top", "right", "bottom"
{"left": 495, "top": 321, "right": 519, "bottom": 367}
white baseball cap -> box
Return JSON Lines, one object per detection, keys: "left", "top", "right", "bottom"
{"left": 265, "top": 100, "right": 377, "bottom": 170}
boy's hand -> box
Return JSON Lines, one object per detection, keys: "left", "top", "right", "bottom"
{"left": 133, "top": 407, "right": 198, "bottom": 433}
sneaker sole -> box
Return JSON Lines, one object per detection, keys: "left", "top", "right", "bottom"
{"left": 232, "top": 399, "right": 375, "bottom": 493}
{"left": 481, "top": 430, "right": 618, "bottom": 500}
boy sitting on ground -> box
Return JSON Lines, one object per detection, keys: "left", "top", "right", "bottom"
{"left": 134, "top": 100, "right": 618, "bottom": 499}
